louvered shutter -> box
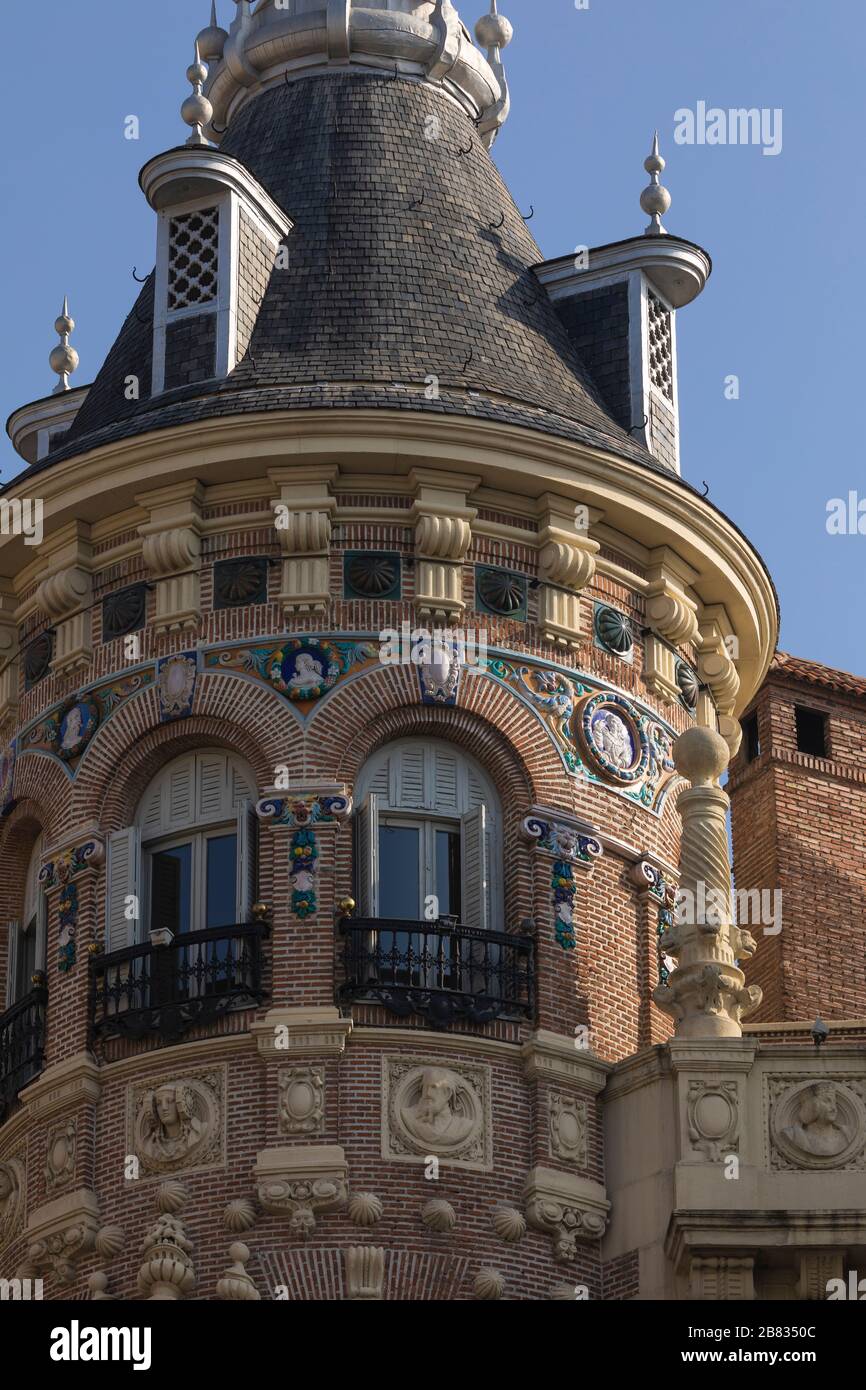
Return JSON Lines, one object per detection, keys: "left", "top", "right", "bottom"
{"left": 461, "top": 805, "right": 489, "bottom": 931}
{"left": 166, "top": 756, "right": 195, "bottom": 831}
{"left": 5, "top": 922, "right": 19, "bottom": 1007}
{"left": 355, "top": 794, "right": 380, "bottom": 917}
{"left": 432, "top": 747, "right": 459, "bottom": 814}
{"left": 397, "top": 745, "right": 425, "bottom": 809}
{"left": 106, "top": 827, "right": 142, "bottom": 951}
{"left": 197, "top": 752, "right": 228, "bottom": 822}
{"left": 236, "top": 801, "right": 257, "bottom": 923}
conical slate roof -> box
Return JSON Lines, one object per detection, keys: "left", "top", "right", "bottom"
{"left": 55, "top": 73, "right": 656, "bottom": 470}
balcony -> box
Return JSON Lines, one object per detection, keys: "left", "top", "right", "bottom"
{"left": 339, "top": 917, "right": 534, "bottom": 1030}
{"left": 90, "top": 922, "right": 269, "bottom": 1044}
{"left": 0, "top": 984, "right": 48, "bottom": 1119}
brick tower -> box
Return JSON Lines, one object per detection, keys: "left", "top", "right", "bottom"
{"left": 730, "top": 652, "right": 866, "bottom": 1023}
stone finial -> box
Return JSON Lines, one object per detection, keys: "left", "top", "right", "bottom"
{"left": 475, "top": 1, "right": 514, "bottom": 51}
{"left": 197, "top": 2, "right": 228, "bottom": 64}
{"left": 49, "top": 297, "right": 79, "bottom": 394}
{"left": 182, "top": 41, "right": 213, "bottom": 146}
{"left": 640, "top": 131, "right": 672, "bottom": 236}
{"left": 652, "top": 728, "right": 762, "bottom": 1038}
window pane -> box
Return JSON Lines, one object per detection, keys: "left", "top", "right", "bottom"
{"left": 206, "top": 835, "right": 237, "bottom": 929}
{"left": 151, "top": 844, "right": 192, "bottom": 934}
{"left": 435, "top": 829, "right": 461, "bottom": 919}
{"left": 379, "top": 825, "right": 420, "bottom": 919}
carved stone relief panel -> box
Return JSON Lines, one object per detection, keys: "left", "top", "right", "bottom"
{"left": 766, "top": 1076, "right": 866, "bottom": 1172}
{"left": 686, "top": 1079, "right": 740, "bottom": 1161}
{"left": 0, "top": 1156, "right": 26, "bottom": 1245}
{"left": 549, "top": 1093, "right": 587, "bottom": 1168}
{"left": 45, "top": 1120, "right": 77, "bottom": 1193}
{"left": 128, "top": 1067, "right": 225, "bottom": 1177}
{"left": 382, "top": 1057, "right": 492, "bottom": 1171}
{"left": 279, "top": 1066, "right": 325, "bottom": 1137}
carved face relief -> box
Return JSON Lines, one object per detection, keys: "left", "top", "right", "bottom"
{"left": 769, "top": 1077, "right": 866, "bottom": 1171}
{"left": 129, "top": 1069, "right": 224, "bottom": 1176}
{"left": 383, "top": 1057, "right": 492, "bottom": 1170}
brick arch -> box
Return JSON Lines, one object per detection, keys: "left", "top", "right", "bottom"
{"left": 69, "top": 673, "right": 303, "bottom": 830}
{"left": 4, "top": 754, "right": 73, "bottom": 845}
{"left": 306, "top": 664, "right": 567, "bottom": 809}
{"left": 0, "top": 802, "right": 46, "bottom": 931}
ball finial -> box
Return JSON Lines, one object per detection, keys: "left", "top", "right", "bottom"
{"left": 475, "top": 1, "right": 514, "bottom": 52}
{"left": 197, "top": 2, "right": 228, "bottom": 64}
{"left": 182, "top": 40, "right": 213, "bottom": 146}
{"left": 640, "top": 131, "right": 671, "bottom": 236}
{"left": 673, "top": 726, "right": 730, "bottom": 787}
{"left": 50, "top": 296, "right": 79, "bottom": 394}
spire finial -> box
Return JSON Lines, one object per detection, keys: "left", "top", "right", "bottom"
{"left": 50, "top": 298, "right": 79, "bottom": 394}
{"left": 640, "top": 130, "right": 671, "bottom": 236}
{"left": 198, "top": 2, "right": 228, "bottom": 64}
{"left": 475, "top": 1, "right": 514, "bottom": 54}
{"left": 182, "top": 40, "right": 213, "bottom": 146}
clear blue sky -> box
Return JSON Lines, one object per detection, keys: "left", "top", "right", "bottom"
{"left": 1, "top": 1, "right": 863, "bottom": 675}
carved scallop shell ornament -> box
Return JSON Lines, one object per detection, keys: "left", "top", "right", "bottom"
{"left": 94, "top": 1225, "right": 126, "bottom": 1261}
{"left": 156, "top": 1180, "right": 188, "bottom": 1213}
{"left": 474, "top": 1268, "right": 506, "bottom": 1300}
{"left": 224, "top": 1198, "right": 257, "bottom": 1233}
{"left": 594, "top": 604, "right": 633, "bottom": 656}
{"left": 492, "top": 1206, "right": 526, "bottom": 1243}
{"left": 348, "top": 1192, "right": 384, "bottom": 1227}
{"left": 421, "top": 1198, "right": 457, "bottom": 1232}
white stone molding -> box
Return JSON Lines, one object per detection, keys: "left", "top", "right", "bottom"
{"left": 686, "top": 1079, "right": 740, "bottom": 1162}
{"left": 798, "top": 1251, "right": 844, "bottom": 1301}
{"left": 252, "top": 1006, "right": 353, "bottom": 1059}
{"left": 523, "top": 1167, "right": 610, "bottom": 1262}
{"left": 270, "top": 466, "right": 338, "bottom": 617}
{"left": 254, "top": 1145, "right": 348, "bottom": 1234}
{"left": 345, "top": 1245, "right": 385, "bottom": 1301}
{"left": 278, "top": 1065, "right": 325, "bottom": 1138}
{"left": 653, "top": 728, "right": 762, "bottom": 1038}
{"left": 536, "top": 493, "right": 599, "bottom": 649}
{"left": 689, "top": 1255, "right": 754, "bottom": 1301}
{"left": 25, "top": 1189, "right": 100, "bottom": 1286}
{"left": 137, "top": 481, "right": 205, "bottom": 633}
{"left": 382, "top": 1056, "right": 492, "bottom": 1172}
{"left": 520, "top": 1029, "right": 610, "bottom": 1092}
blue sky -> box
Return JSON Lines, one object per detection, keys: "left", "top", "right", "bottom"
{"left": 1, "top": 1, "right": 863, "bottom": 675}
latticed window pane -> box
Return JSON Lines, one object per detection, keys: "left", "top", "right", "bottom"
{"left": 647, "top": 290, "right": 674, "bottom": 401}
{"left": 167, "top": 206, "right": 220, "bottom": 311}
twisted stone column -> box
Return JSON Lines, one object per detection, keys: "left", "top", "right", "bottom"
{"left": 653, "top": 727, "right": 762, "bottom": 1038}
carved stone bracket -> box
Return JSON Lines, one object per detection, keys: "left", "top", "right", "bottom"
{"left": 536, "top": 494, "right": 599, "bottom": 649}
{"left": 410, "top": 468, "right": 478, "bottom": 621}
{"left": 25, "top": 1188, "right": 100, "bottom": 1286}
{"left": 524, "top": 1166, "right": 610, "bottom": 1263}
{"left": 138, "top": 481, "right": 204, "bottom": 633}
{"left": 269, "top": 466, "right": 338, "bottom": 617}
{"left": 345, "top": 1245, "right": 385, "bottom": 1300}
{"left": 254, "top": 1145, "right": 348, "bottom": 1235}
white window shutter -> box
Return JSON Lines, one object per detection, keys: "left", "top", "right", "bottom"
{"left": 461, "top": 804, "right": 489, "bottom": 931}
{"left": 106, "top": 827, "right": 141, "bottom": 952}
{"left": 236, "top": 801, "right": 258, "bottom": 923}
{"left": 397, "top": 746, "right": 425, "bottom": 809}
{"left": 167, "top": 756, "right": 196, "bottom": 831}
{"left": 5, "top": 922, "right": 19, "bottom": 1008}
{"left": 356, "top": 793, "right": 380, "bottom": 917}
{"left": 432, "top": 747, "right": 459, "bottom": 813}
{"left": 197, "top": 753, "right": 228, "bottom": 822}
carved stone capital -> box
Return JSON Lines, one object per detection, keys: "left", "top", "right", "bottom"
{"left": 254, "top": 1145, "right": 348, "bottom": 1234}
{"left": 523, "top": 1166, "right": 610, "bottom": 1262}
{"left": 141, "top": 525, "right": 200, "bottom": 578}
{"left": 37, "top": 564, "right": 91, "bottom": 621}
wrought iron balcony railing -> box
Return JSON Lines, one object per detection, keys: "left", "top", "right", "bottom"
{"left": 339, "top": 917, "right": 534, "bottom": 1030}
{"left": 90, "top": 922, "right": 269, "bottom": 1044}
{"left": 0, "top": 984, "right": 48, "bottom": 1119}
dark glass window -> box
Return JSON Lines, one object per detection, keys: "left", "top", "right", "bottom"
{"left": 151, "top": 844, "right": 192, "bottom": 934}
{"left": 435, "top": 828, "right": 461, "bottom": 919}
{"left": 742, "top": 713, "right": 761, "bottom": 763}
{"left": 206, "top": 835, "right": 237, "bottom": 929}
{"left": 795, "top": 707, "right": 828, "bottom": 758}
{"left": 379, "top": 826, "right": 421, "bottom": 919}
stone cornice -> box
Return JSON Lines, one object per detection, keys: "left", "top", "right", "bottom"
{"left": 0, "top": 409, "right": 777, "bottom": 713}
{"left": 18, "top": 1053, "right": 102, "bottom": 1123}
{"left": 521, "top": 1031, "right": 611, "bottom": 1091}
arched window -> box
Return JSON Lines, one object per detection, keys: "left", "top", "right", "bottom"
{"left": 354, "top": 738, "right": 501, "bottom": 929}
{"left": 105, "top": 751, "right": 257, "bottom": 952}
{"left": 6, "top": 835, "right": 46, "bottom": 1006}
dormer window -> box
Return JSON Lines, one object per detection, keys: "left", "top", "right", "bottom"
{"left": 141, "top": 146, "right": 292, "bottom": 397}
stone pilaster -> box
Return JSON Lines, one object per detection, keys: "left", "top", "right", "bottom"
{"left": 410, "top": 468, "right": 478, "bottom": 622}
{"left": 535, "top": 494, "right": 599, "bottom": 649}
{"left": 270, "top": 465, "right": 338, "bottom": 617}
{"left": 138, "top": 481, "right": 204, "bottom": 634}
{"left": 35, "top": 524, "right": 93, "bottom": 675}
{"left": 653, "top": 727, "right": 762, "bottom": 1038}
